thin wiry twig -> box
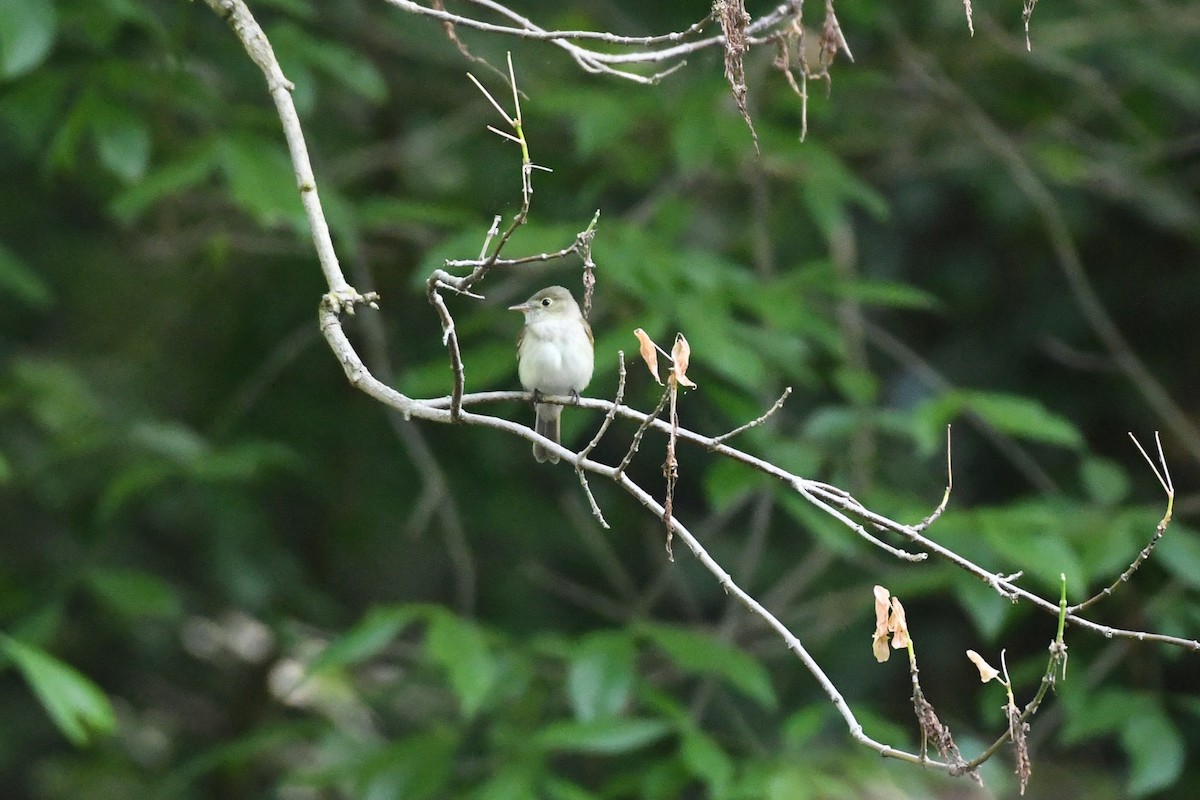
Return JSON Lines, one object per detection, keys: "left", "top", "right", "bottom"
{"left": 913, "top": 425, "right": 954, "bottom": 533}
{"left": 713, "top": 387, "right": 792, "bottom": 444}
{"left": 793, "top": 479, "right": 928, "bottom": 562}
{"left": 380, "top": 0, "right": 804, "bottom": 84}
{"left": 579, "top": 352, "right": 627, "bottom": 462}
{"left": 1069, "top": 433, "right": 1174, "bottom": 614}
{"left": 576, "top": 353, "right": 628, "bottom": 529}
{"left": 414, "top": 388, "right": 1197, "bottom": 652}
{"left": 211, "top": 6, "right": 1200, "bottom": 792}
{"left": 616, "top": 385, "right": 671, "bottom": 478}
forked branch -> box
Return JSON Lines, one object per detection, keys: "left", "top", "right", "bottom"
{"left": 207, "top": 5, "right": 1198, "bottom": 796}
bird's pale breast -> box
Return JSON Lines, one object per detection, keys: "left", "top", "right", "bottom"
{"left": 518, "top": 316, "right": 594, "bottom": 395}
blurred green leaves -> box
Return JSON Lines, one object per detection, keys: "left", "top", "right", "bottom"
{"left": 0, "top": 240, "right": 52, "bottom": 307}
{"left": 1, "top": 635, "right": 115, "bottom": 746}
{"left": 915, "top": 389, "right": 1083, "bottom": 455}
{"left": 0, "top": 0, "right": 55, "bottom": 78}
{"left": 567, "top": 632, "right": 635, "bottom": 722}
{"left": 0, "top": 0, "right": 1198, "bottom": 797}
{"left": 635, "top": 622, "right": 777, "bottom": 710}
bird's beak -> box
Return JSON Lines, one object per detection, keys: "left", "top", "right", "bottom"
{"left": 508, "top": 302, "right": 531, "bottom": 313}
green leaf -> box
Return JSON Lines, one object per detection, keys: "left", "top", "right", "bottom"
{"left": 567, "top": 632, "right": 635, "bottom": 722}
{"left": 129, "top": 420, "right": 208, "bottom": 462}
{"left": 356, "top": 731, "right": 457, "bottom": 800}
{"left": 831, "top": 366, "right": 879, "bottom": 405}
{"left": 95, "top": 462, "right": 176, "bottom": 525}
{"left": 401, "top": 341, "right": 517, "bottom": 398}
{"left": 357, "top": 196, "right": 473, "bottom": 230}
{"left": 269, "top": 22, "right": 387, "bottom": 104}
{"left": 189, "top": 441, "right": 302, "bottom": 483}
{"left": 425, "top": 611, "right": 500, "bottom": 719}
{"left": 954, "top": 577, "right": 1011, "bottom": 641}
{"left": 0, "top": 0, "right": 56, "bottom": 78}
{"left": 1121, "top": 707, "right": 1185, "bottom": 796}
{"left": 542, "top": 777, "right": 603, "bottom": 800}
{"left": 830, "top": 278, "right": 938, "bottom": 310}
{"left": 703, "top": 458, "right": 765, "bottom": 511}
{"left": 1, "top": 636, "right": 115, "bottom": 745}
{"left": 11, "top": 358, "right": 100, "bottom": 433}
{"left": 679, "top": 728, "right": 733, "bottom": 799}
{"left": 110, "top": 143, "right": 221, "bottom": 223}
{"left": 533, "top": 718, "right": 671, "bottom": 755}
{"left": 306, "top": 605, "right": 419, "bottom": 673}
{"left": 975, "top": 503, "right": 1086, "bottom": 592}
{"left": 919, "top": 390, "right": 1083, "bottom": 449}
{"left": 86, "top": 568, "right": 182, "bottom": 621}
{"left": 763, "top": 766, "right": 809, "bottom": 800}
{"left": 220, "top": 136, "right": 305, "bottom": 228}
{"left": 93, "top": 111, "right": 151, "bottom": 183}
{"left": 1060, "top": 687, "right": 1148, "bottom": 744}
{"left": 0, "top": 240, "right": 52, "bottom": 307}
{"left": 1157, "top": 527, "right": 1200, "bottom": 590}
{"left": 471, "top": 766, "right": 537, "bottom": 800}
{"left": 962, "top": 390, "right": 1083, "bottom": 447}
{"left": 635, "top": 622, "right": 777, "bottom": 709}
{"left": 1079, "top": 456, "right": 1131, "bottom": 505}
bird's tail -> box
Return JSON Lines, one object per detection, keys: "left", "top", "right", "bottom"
{"left": 533, "top": 403, "right": 561, "bottom": 464}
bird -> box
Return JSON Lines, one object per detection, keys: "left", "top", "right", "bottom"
{"left": 509, "top": 286, "right": 594, "bottom": 463}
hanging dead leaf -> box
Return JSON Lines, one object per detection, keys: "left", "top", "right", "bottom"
{"left": 872, "top": 585, "right": 891, "bottom": 662}
{"left": 889, "top": 597, "right": 910, "bottom": 649}
{"left": 671, "top": 333, "right": 696, "bottom": 388}
{"left": 633, "top": 328, "right": 661, "bottom": 384}
{"left": 966, "top": 649, "right": 1001, "bottom": 683}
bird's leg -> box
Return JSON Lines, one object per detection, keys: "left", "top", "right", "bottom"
{"left": 531, "top": 388, "right": 543, "bottom": 407}
{"left": 570, "top": 389, "right": 582, "bottom": 405}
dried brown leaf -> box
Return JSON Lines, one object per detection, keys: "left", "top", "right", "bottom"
{"left": 966, "top": 649, "right": 1001, "bottom": 683}
{"left": 633, "top": 328, "right": 662, "bottom": 384}
{"left": 671, "top": 333, "right": 697, "bottom": 388}
{"left": 1009, "top": 703, "right": 1032, "bottom": 793}
{"left": 714, "top": 0, "right": 759, "bottom": 152}
{"left": 913, "top": 686, "right": 980, "bottom": 783}
{"left": 889, "top": 597, "right": 910, "bottom": 649}
{"left": 871, "top": 585, "right": 891, "bottom": 661}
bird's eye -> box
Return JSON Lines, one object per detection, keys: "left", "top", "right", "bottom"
{"left": 540, "top": 298, "right": 552, "bottom": 307}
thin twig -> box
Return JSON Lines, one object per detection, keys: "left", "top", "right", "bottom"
{"left": 616, "top": 385, "right": 671, "bottom": 478}
{"left": 576, "top": 470, "right": 610, "bottom": 529}
{"left": 913, "top": 425, "right": 954, "bottom": 532}
{"left": 793, "top": 480, "right": 928, "bottom": 562}
{"left": 380, "top": 0, "right": 803, "bottom": 84}
{"left": 576, "top": 353, "right": 627, "bottom": 529}
{"left": 1069, "top": 433, "right": 1174, "bottom": 614}
{"left": 579, "top": 352, "right": 627, "bottom": 461}
{"left": 713, "top": 387, "right": 792, "bottom": 444}
{"left": 212, "top": 8, "right": 1200, "bottom": 791}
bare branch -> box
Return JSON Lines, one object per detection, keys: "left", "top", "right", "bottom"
{"left": 713, "top": 387, "right": 792, "bottom": 444}
{"left": 575, "top": 352, "right": 628, "bottom": 530}
{"left": 380, "top": 0, "right": 805, "bottom": 84}
{"left": 209, "top": 8, "right": 1200, "bottom": 795}
{"left": 1069, "top": 433, "right": 1175, "bottom": 614}
{"left": 913, "top": 425, "right": 954, "bottom": 533}
{"left": 578, "top": 352, "right": 627, "bottom": 462}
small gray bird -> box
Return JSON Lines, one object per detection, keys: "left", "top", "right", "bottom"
{"left": 509, "top": 286, "right": 594, "bottom": 463}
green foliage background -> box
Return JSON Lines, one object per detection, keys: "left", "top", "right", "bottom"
{"left": 1, "top": 0, "right": 1199, "bottom": 798}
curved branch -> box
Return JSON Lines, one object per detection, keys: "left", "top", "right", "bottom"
{"left": 208, "top": 6, "right": 1200, "bottom": 793}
